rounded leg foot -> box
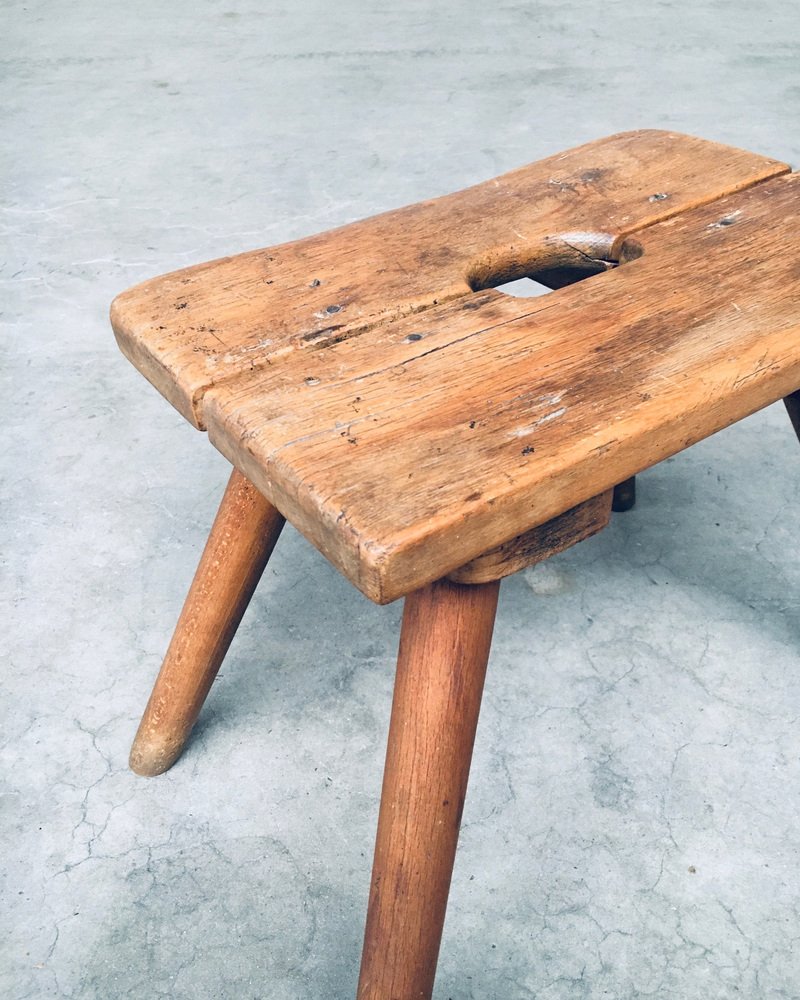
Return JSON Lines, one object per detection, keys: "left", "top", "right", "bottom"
{"left": 129, "top": 735, "right": 186, "bottom": 778}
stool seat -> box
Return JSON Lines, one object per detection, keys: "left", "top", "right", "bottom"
{"left": 112, "top": 129, "right": 798, "bottom": 602}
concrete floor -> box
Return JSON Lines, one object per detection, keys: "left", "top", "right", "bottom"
{"left": 3, "top": 1, "right": 800, "bottom": 997}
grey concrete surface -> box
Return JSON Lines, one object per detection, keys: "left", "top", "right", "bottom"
{"left": 3, "top": 2, "right": 800, "bottom": 997}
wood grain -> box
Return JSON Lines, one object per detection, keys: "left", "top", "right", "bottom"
{"left": 110, "top": 130, "right": 787, "bottom": 427}
{"left": 357, "top": 577, "right": 500, "bottom": 1000}
{"left": 129, "top": 469, "right": 284, "bottom": 776}
{"left": 449, "top": 489, "right": 612, "bottom": 584}
{"left": 203, "top": 172, "right": 800, "bottom": 602}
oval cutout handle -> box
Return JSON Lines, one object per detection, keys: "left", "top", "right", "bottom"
{"left": 465, "top": 231, "right": 644, "bottom": 292}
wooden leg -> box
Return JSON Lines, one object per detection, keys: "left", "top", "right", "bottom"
{"left": 612, "top": 475, "right": 637, "bottom": 512}
{"left": 785, "top": 390, "right": 800, "bottom": 442}
{"left": 129, "top": 469, "right": 285, "bottom": 776}
{"left": 357, "top": 577, "right": 500, "bottom": 1000}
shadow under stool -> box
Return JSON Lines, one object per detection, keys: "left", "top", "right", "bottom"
{"left": 110, "top": 129, "right": 800, "bottom": 999}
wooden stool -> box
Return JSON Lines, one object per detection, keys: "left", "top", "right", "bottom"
{"left": 111, "top": 130, "right": 800, "bottom": 998}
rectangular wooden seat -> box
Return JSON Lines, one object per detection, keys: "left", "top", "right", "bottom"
{"left": 111, "top": 130, "right": 799, "bottom": 602}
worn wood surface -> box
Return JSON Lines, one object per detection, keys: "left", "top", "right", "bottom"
{"left": 202, "top": 172, "right": 800, "bottom": 602}
{"left": 111, "top": 130, "right": 786, "bottom": 427}
{"left": 449, "top": 489, "right": 612, "bottom": 584}
{"left": 357, "top": 577, "right": 500, "bottom": 1000}
{"left": 111, "top": 131, "right": 800, "bottom": 603}
{"left": 129, "top": 469, "right": 284, "bottom": 776}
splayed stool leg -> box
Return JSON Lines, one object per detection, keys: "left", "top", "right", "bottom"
{"left": 129, "top": 469, "right": 285, "bottom": 776}
{"left": 357, "top": 577, "right": 500, "bottom": 1000}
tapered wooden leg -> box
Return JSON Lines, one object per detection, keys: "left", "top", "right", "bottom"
{"left": 612, "top": 475, "right": 636, "bottom": 512}
{"left": 129, "top": 469, "right": 285, "bottom": 777}
{"left": 785, "top": 390, "right": 800, "bottom": 441}
{"left": 357, "top": 577, "right": 500, "bottom": 1000}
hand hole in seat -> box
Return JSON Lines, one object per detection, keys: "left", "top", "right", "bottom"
{"left": 466, "top": 232, "right": 643, "bottom": 295}
{"left": 490, "top": 276, "right": 553, "bottom": 298}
